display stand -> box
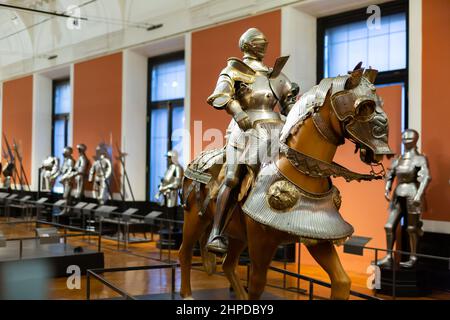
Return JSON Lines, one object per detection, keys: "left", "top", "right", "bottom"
{"left": 376, "top": 265, "right": 430, "bottom": 297}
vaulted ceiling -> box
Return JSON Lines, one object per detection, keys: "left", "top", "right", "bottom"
{"left": 0, "top": 0, "right": 186, "bottom": 67}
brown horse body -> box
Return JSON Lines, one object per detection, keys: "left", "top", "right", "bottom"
{"left": 179, "top": 70, "right": 391, "bottom": 300}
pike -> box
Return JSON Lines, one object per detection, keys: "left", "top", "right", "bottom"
{"left": 115, "top": 142, "right": 135, "bottom": 202}
{"left": 13, "top": 138, "right": 31, "bottom": 191}
{"left": 3, "top": 133, "right": 23, "bottom": 191}
{"left": 1, "top": 144, "right": 16, "bottom": 190}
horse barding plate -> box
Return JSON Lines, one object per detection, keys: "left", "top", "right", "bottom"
{"left": 242, "top": 162, "right": 354, "bottom": 245}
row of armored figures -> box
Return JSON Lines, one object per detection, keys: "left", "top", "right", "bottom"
{"left": 41, "top": 143, "right": 112, "bottom": 205}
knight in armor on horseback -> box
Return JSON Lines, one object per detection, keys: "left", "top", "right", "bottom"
{"left": 205, "top": 28, "right": 299, "bottom": 254}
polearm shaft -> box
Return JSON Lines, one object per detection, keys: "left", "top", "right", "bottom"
{"left": 3, "top": 133, "right": 23, "bottom": 191}
{"left": 115, "top": 142, "right": 135, "bottom": 202}
{"left": 1, "top": 146, "right": 15, "bottom": 190}
{"left": 13, "top": 139, "right": 30, "bottom": 191}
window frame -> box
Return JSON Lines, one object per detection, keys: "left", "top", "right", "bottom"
{"left": 146, "top": 51, "right": 185, "bottom": 202}
{"left": 51, "top": 78, "right": 70, "bottom": 157}
{"left": 317, "top": 0, "right": 409, "bottom": 125}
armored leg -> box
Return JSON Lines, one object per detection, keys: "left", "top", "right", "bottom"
{"left": 99, "top": 180, "right": 108, "bottom": 205}
{"left": 206, "top": 162, "right": 241, "bottom": 254}
{"left": 400, "top": 203, "right": 423, "bottom": 268}
{"left": 75, "top": 175, "right": 84, "bottom": 199}
{"left": 4, "top": 177, "right": 11, "bottom": 190}
{"left": 377, "top": 202, "right": 401, "bottom": 268}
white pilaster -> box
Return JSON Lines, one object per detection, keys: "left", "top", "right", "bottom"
{"left": 31, "top": 74, "right": 52, "bottom": 191}
{"left": 184, "top": 32, "right": 192, "bottom": 163}
{"left": 281, "top": 5, "right": 317, "bottom": 93}
{"left": 408, "top": 0, "right": 422, "bottom": 149}
{"left": 121, "top": 49, "right": 148, "bottom": 201}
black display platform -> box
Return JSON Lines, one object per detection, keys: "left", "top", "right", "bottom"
{"left": 0, "top": 240, "right": 104, "bottom": 277}
{"left": 376, "top": 267, "right": 431, "bottom": 297}
{"left": 157, "top": 229, "right": 183, "bottom": 250}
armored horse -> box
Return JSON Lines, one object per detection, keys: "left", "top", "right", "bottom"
{"left": 179, "top": 64, "right": 394, "bottom": 300}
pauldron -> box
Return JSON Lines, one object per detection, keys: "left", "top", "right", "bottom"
{"left": 207, "top": 58, "right": 256, "bottom": 109}
{"left": 280, "top": 144, "right": 382, "bottom": 182}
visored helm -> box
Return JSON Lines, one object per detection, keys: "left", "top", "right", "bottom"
{"left": 239, "top": 28, "right": 268, "bottom": 60}
{"left": 77, "top": 144, "right": 87, "bottom": 153}
{"left": 401, "top": 129, "right": 419, "bottom": 149}
{"left": 166, "top": 150, "right": 178, "bottom": 163}
{"left": 63, "top": 146, "right": 73, "bottom": 156}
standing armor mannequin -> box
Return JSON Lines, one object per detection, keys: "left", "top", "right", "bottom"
{"left": 206, "top": 28, "right": 299, "bottom": 253}
{"left": 2, "top": 161, "right": 15, "bottom": 190}
{"left": 156, "top": 150, "right": 184, "bottom": 209}
{"left": 59, "top": 147, "right": 75, "bottom": 201}
{"left": 377, "top": 129, "right": 431, "bottom": 269}
{"left": 41, "top": 156, "right": 60, "bottom": 191}
{"left": 89, "top": 146, "right": 112, "bottom": 205}
{"left": 72, "top": 144, "right": 89, "bottom": 199}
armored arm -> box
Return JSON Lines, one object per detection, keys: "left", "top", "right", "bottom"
{"left": 60, "top": 159, "right": 75, "bottom": 182}
{"left": 103, "top": 158, "right": 112, "bottom": 180}
{"left": 88, "top": 163, "right": 95, "bottom": 182}
{"left": 207, "top": 59, "right": 255, "bottom": 131}
{"left": 384, "top": 157, "right": 399, "bottom": 201}
{"left": 414, "top": 155, "right": 431, "bottom": 203}
{"left": 50, "top": 158, "right": 60, "bottom": 180}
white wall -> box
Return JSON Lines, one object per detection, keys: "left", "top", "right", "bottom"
{"left": 121, "top": 49, "right": 149, "bottom": 201}
{"left": 31, "top": 74, "right": 52, "bottom": 190}
{"left": 0, "top": 84, "right": 2, "bottom": 164}
{"left": 408, "top": 0, "right": 422, "bottom": 149}
{"left": 281, "top": 6, "right": 317, "bottom": 93}
{"left": 184, "top": 32, "right": 192, "bottom": 162}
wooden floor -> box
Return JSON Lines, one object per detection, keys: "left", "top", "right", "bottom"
{"left": 0, "top": 217, "right": 448, "bottom": 300}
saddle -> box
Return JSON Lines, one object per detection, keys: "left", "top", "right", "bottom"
{"left": 183, "top": 120, "right": 284, "bottom": 215}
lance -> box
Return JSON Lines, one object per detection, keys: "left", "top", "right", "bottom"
{"left": 115, "top": 142, "right": 135, "bottom": 202}
{"left": 13, "top": 139, "right": 31, "bottom": 191}
{"left": 3, "top": 133, "right": 23, "bottom": 191}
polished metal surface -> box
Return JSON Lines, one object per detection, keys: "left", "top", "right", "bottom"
{"left": 204, "top": 28, "right": 299, "bottom": 253}
{"left": 41, "top": 156, "right": 60, "bottom": 191}
{"left": 59, "top": 146, "right": 75, "bottom": 200}
{"left": 378, "top": 129, "right": 431, "bottom": 269}
{"left": 280, "top": 68, "right": 393, "bottom": 158}
{"left": 89, "top": 147, "right": 112, "bottom": 205}
{"left": 280, "top": 143, "right": 381, "bottom": 182}
{"left": 242, "top": 162, "right": 353, "bottom": 242}
{"left": 72, "top": 144, "right": 89, "bottom": 199}
{"left": 156, "top": 150, "right": 183, "bottom": 208}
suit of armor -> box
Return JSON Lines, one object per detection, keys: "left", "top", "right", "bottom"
{"left": 72, "top": 144, "right": 89, "bottom": 199}
{"left": 2, "top": 162, "right": 15, "bottom": 190}
{"left": 377, "top": 129, "right": 431, "bottom": 269}
{"left": 156, "top": 150, "right": 183, "bottom": 208}
{"left": 41, "top": 156, "right": 60, "bottom": 191}
{"left": 59, "top": 147, "right": 75, "bottom": 201}
{"left": 89, "top": 149, "right": 112, "bottom": 205}
{"left": 206, "top": 28, "right": 299, "bottom": 253}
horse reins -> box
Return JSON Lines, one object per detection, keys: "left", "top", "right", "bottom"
{"left": 280, "top": 143, "right": 383, "bottom": 182}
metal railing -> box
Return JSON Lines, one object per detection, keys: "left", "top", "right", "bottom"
{"left": 86, "top": 262, "right": 204, "bottom": 300}
{"left": 1, "top": 193, "right": 449, "bottom": 300}
{"left": 267, "top": 265, "right": 381, "bottom": 300}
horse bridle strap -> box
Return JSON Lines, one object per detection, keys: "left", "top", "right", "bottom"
{"left": 311, "top": 111, "right": 344, "bottom": 146}
{"left": 280, "top": 144, "right": 381, "bottom": 182}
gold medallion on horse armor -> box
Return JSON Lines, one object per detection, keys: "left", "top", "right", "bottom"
{"left": 266, "top": 180, "right": 301, "bottom": 211}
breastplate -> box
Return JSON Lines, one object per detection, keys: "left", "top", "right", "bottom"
{"left": 95, "top": 161, "right": 107, "bottom": 177}
{"left": 236, "top": 72, "right": 280, "bottom": 123}
{"left": 163, "top": 165, "right": 176, "bottom": 184}
{"left": 394, "top": 158, "right": 418, "bottom": 197}
{"left": 395, "top": 158, "right": 418, "bottom": 184}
